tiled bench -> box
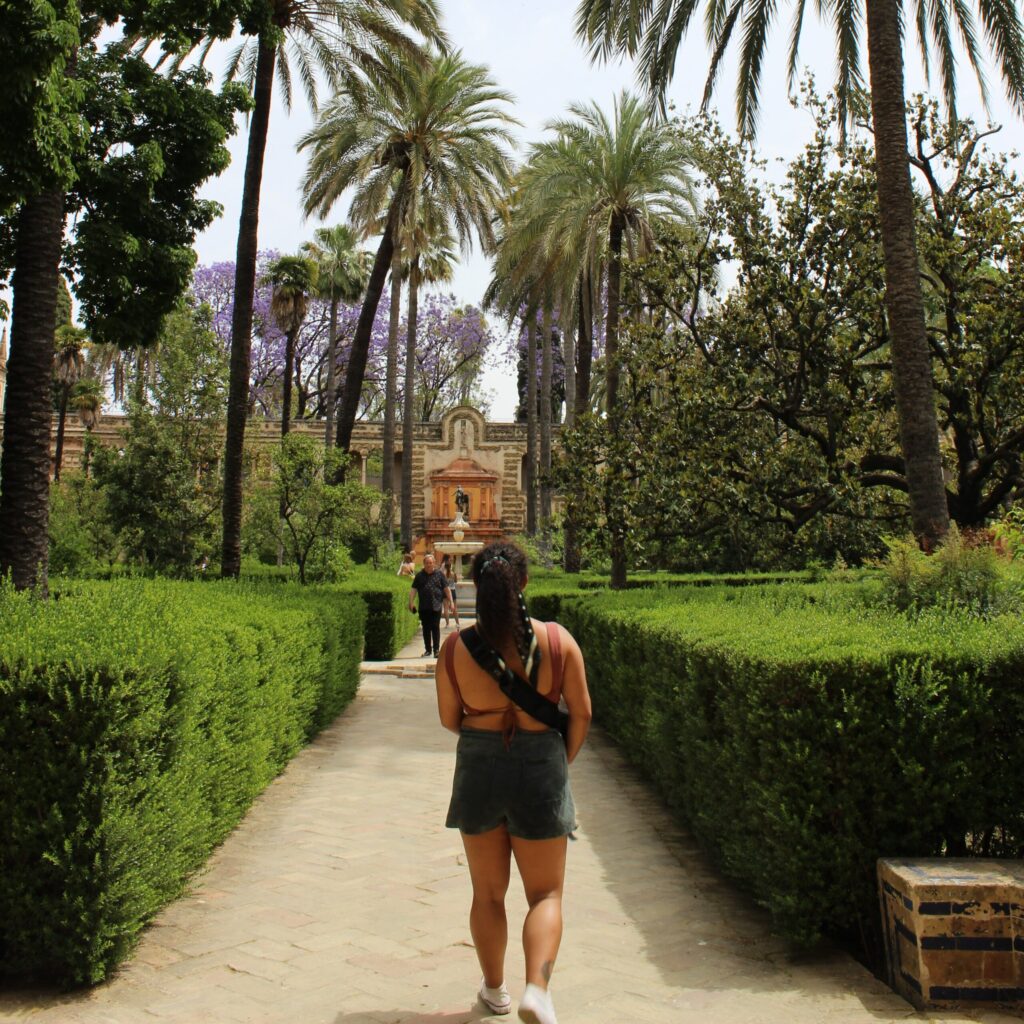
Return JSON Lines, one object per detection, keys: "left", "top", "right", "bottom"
{"left": 878, "top": 859, "right": 1023, "bottom": 1010}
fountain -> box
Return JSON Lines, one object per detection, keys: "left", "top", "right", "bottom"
{"left": 434, "top": 490, "right": 483, "bottom": 576}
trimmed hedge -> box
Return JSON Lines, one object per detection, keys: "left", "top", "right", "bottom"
{"left": 338, "top": 568, "right": 419, "bottom": 660}
{"left": 0, "top": 578, "right": 365, "bottom": 987}
{"left": 535, "top": 583, "right": 1024, "bottom": 961}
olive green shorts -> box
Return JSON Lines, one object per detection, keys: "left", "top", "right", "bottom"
{"left": 446, "top": 727, "right": 577, "bottom": 840}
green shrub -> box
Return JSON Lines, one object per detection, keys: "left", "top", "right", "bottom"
{"left": 880, "top": 528, "right": 1022, "bottom": 615}
{"left": 547, "top": 584, "right": 1024, "bottom": 962}
{"left": 0, "top": 578, "right": 365, "bottom": 987}
{"left": 338, "top": 567, "right": 419, "bottom": 660}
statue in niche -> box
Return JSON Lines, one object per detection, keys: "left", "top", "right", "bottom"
{"left": 458, "top": 417, "right": 475, "bottom": 455}
{"left": 454, "top": 485, "right": 470, "bottom": 519}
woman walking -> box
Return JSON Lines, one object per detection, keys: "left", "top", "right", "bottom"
{"left": 435, "top": 540, "right": 592, "bottom": 1024}
{"left": 442, "top": 556, "right": 461, "bottom": 628}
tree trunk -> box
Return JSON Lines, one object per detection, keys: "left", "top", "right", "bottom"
{"left": 606, "top": 215, "right": 627, "bottom": 588}
{"left": 576, "top": 274, "right": 594, "bottom": 419}
{"left": 540, "top": 304, "right": 553, "bottom": 526}
{"left": 336, "top": 178, "right": 405, "bottom": 464}
{"left": 53, "top": 389, "right": 69, "bottom": 482}
{"left": 563, "top": 282, "right": 588, "bottom": 574}
{"left": 381, "top": 253, "right": 402, "bottom": 549}
{"left": 220, "top": 39, "right": 276, "bottom": 578}
{"left": 323, "top": 295, "right": 339, "bottom": 448}
{"left": 525, "top": 314, "right": 538, "bottom": 536}
{"left": 400, "top": 257, "right": 419, "bottom": 551}
{"left": 382, "top": 254, "right": 401, "bottom": 487}
{"left": 281, "top": 328, "right": 296, "bottom": 436}
{"left": 866, "top": 0, "right": 950, "bottom": 548}
{"left": 0, "top": 189, "right": 65, "bottom": 593}
{"left": 563, "top": 312, "right": 576, "bottom": 430}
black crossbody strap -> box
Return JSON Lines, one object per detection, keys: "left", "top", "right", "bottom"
{"left": 461, "top": 627, "right": 569, "bottom": 738}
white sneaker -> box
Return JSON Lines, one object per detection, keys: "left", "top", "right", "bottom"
{"left": 479, "top": 979, "right": 511, "bottom": 1015}
{"left": 518, "top": 983, "right": 557, "bottom": 1024}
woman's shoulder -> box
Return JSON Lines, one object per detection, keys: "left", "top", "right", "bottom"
{"left": 531, "top": 619, "right": 580, "bottom": 653}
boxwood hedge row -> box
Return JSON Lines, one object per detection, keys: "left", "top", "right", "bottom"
{"left": 338, "top": 569, "right": 419, "bottom": 660}
{"left": 532, "top": 583, "right": 1024, "bottom": 961}
{"left": 0, "top": 578, "right": 366, "bottom": 987}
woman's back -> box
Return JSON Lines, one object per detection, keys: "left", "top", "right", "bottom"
{"left": 439, "top": 618, "right": 586, "bottom": 734}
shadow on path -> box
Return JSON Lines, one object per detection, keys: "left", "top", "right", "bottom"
{"left": 570, "top": 727, "right": 985, "bottom": 1021}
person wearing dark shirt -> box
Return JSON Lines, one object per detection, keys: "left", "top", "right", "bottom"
{"left": 409, "top": 552, "right": 452, "bottom": 657}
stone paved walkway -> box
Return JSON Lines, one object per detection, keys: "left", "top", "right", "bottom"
{"left": 1, "top": 632, "right": 1017, "bottom": 1024}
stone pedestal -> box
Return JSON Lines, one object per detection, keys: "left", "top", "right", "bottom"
{"left": 878, "top": 858, "right": 1024, "bottom": 1010}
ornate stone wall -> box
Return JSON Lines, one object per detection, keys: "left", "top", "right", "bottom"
{"left": 0, "top": 404, "right": 553, "bottom": 540}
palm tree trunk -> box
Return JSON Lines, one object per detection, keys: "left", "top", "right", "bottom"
{"left": 53, "top": 389, "right": 69, "bottom": 482}
{"left": 0, "top": 188, "right": 65, "bottom": 593}
{"left": 866, "top": 0, "right": 950, "bottom": 547}
{"left": 400, "top": 257, "right": 419, "bottom": 551}
{"left": 540, "top": 305, "right": 553, "bottom": 531}
{"left": 220, "top": 39, "right": 276, "bottom": 578}
{"left": 281, "top": 328, "right": 296, "bottom": 436}
{"left": 576, "top": 274, "right": 594, "bottom": 419}
{"left": 382, "top": 254, "right": 401, "bottom": 488}
{"left": 336, "top": 178, "right": 405, "bottom": 465}
{"left": 381, "top": 254, "right": 402, "bottom": 549}
{"left": 563, "top": 312, "right": 576, "bottom": 430}
{"left": 525, "top": 314, "right": 539, "bottom": 536}
{"left": 606, "top": 214, "right": 627, "bottom": 588}
{"left": 323, "top": 295, "right": 339, "bottom": 448}
{"left": 563, "top": 280, "right": 588, "bottom": 574}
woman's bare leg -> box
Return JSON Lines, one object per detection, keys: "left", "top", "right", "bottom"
{"left": 510, "top": 835, "right": 567, "bottom": 989}
{"left": 461, "top": 826, "right": 512, "bottom": 989}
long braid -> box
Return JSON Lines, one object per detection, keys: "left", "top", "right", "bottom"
{"left": 472, "top": 541, "right": 540, "bottom": 683}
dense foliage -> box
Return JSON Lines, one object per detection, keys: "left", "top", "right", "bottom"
{"left": 0, "top": 577, "right": 366, "bottom": 986}
{"left": 91, "top": 305, "right": 227, "bottom": 574}
{"left": 558, "top": 91, "right": 1024, "bottom": 573}
{"left": 529, "top": 580, "right": 1024, "bottom": 964}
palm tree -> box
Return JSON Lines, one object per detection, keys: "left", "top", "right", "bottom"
{"left": 301, "top": 225, "right": 371, "bottom": 448}
{"left": 500, "top": 93, "right": 698, "bottom": 585}
{"left": 211, "top": 0, "right": 445, "bottom": 578}
{"left": 52, "top": 325, "right": 87, "bottom": 482}
{"left": 399, "top": 224, "right": 457, "bottom": 549}
{"left": 69, "top": 376, "right": 104, "bottom": 477}
{"left": 299, "top": 48, "right": 519, "bottom": 485}
{"left": 575, "top": 1, "right": 1024, "bottom": 547}
{"left": 266, "top": 255, "right": 319, "bottom": 436}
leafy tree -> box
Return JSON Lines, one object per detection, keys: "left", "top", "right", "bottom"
{"left": 93, "top": 304, "right": 227, "bottom": 574}
{"left": 0, "top": 13, "right": 245, "bottom": 591}
{"left": 48, "top": 473, "right": 118, "bottom": 576}
{"left": 247, "top": 433, "right": 377, "bottom": 583}
{"left": 575, "top": 0, "right": 1024, "bottom": 550}
{"left": 559, "top": 94, "right": 1024, "bottom": 569}
{"left": 215, "top": 0, "right": 446, "bottom": 580}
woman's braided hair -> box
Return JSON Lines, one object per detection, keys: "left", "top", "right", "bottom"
{"left": 471, "top": 539, "right": 531, "bottom": 660}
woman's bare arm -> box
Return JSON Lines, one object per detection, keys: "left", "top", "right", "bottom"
{"left": 434, "top": 634, "right": 464, "bottom": 734}
{"left": 558, "top": 626, "right": 592, "bottom": 763}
